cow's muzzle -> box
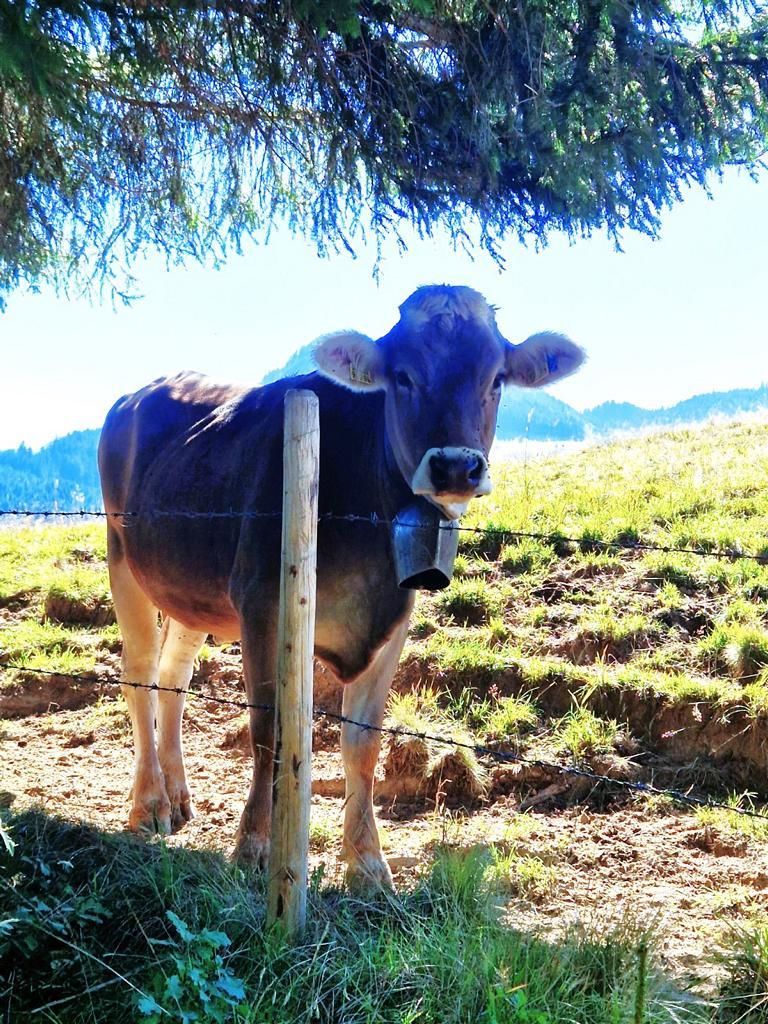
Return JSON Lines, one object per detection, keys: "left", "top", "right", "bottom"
{"left": 411, "top": 446, "right": 492, "bottom": 520}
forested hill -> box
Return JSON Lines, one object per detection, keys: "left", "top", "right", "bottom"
{"left": 0, "top": 430, "right": 103, "bottom": 512}
{"left": 2, "top": 381, "right": 767, "bottom": 512}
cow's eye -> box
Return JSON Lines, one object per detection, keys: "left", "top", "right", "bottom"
{"left": 492, "top": 373, "right": 505, "bottom": 391}
{"left": 394, "top": 370, "right": 413, "bottom": 390}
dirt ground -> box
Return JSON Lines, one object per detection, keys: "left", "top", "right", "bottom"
{"left": 2, "top": 657, "right": 767, "bottom": 996}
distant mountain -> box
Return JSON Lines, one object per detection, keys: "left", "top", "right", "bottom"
{"left": 2, "top": 364, "right": 767, "bottom": 512}
{"left": 584, "top": 384, "right": 768, "bottom": 434}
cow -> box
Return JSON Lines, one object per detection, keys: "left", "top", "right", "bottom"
{"left": 98, "top": 284, "right": 584, "bottom": 888}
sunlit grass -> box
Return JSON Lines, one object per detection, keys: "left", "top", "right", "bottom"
{"left": 435, "top": 577, "right": 502, "bottom": 626}
{"left": 0, "top": 617, "right": 98, "bottom": 675}
{"left": 695, "top": 795, "right": 768, "bottom": 844}
{"left": 0, "top": 523, "right": 106, "bottom": 603}
{"left": 385, "top": 689, "right": 488, "bottom": 797}
{"left": 552, "top": 707, "right": 620, "bottom": 760}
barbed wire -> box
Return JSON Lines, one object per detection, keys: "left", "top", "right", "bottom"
{"left": 0, "top": 508, "right": 766, "bottom": 562}
{"left": 5, "top": 661, "right": 768, "bottom": 823}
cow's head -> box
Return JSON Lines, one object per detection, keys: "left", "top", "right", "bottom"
{"left": 314, "top": 285, "right": 585, "bottom": 519}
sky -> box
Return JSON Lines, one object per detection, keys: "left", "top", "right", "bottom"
{"left": 1, "top": 167, "right": 767, "bottom": 450}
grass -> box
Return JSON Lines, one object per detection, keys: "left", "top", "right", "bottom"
{"left": 0, "top": 809, "right": 710, "bottom": 1023}
{"left": 553, "top": 707, "right": 620, "bottom": 760}
{"left": 499, "top": 537, "right": 556, "bottom": 576}
{"left": 4, "top": 423, "right": 768, "bottom": 1018}
{"left": 695, "top": 796, "right": 768, "bottom": 844}
{"left": 716, "top": 924, "right": 768, "bottom": 1023}
{"left": 385, "top": 689, "right": 488, "bottom": 797}
{"left": 575, "top": 604, "right": 655, "bottom": 647}
{"left": 487, "top": 849, "right": 558, "bottom": 900}
{"left": 0, "top": 524, "right": 106, "bottom": 603}
{"left": 0, "top": 618, "right": 98, "bottom": 675}
{"left": 699, "top": 623, "right": 768, "bottom": 679}
{"left": 435, "top": 577, "right": 501, "bottom": 626}
{"left": 0, "top": 524, "right": 113, "bottom": 676}
{"left": 453, "top": 690, "right": 539, "bottom": 742}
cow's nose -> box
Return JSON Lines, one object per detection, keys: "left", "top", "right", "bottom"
{"left": 429, "top": 452, "right": 451, "bottom": 491}
{"left": 466, "top": 454, "right": 485, "bottom": 488}
{"left": 429, "top": 450, "right": 487, "bottom": 495}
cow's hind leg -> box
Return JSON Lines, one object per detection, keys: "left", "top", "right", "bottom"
{"left": 340, "top": 616, "right": 411, "bottom": 890}
{"left": 107, "top": 534, "right": 168, "bottom": 832}
{"left": 233, "top": 618, "right": 277, "bottom": 869}
{"left": 157, "top": 619, "right": 206, "bottom": 831}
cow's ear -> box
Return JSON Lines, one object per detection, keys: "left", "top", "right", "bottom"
{"left": 313, "top": 331, "right": 385, "bottom": 391}
{"left": 505, "top": 332, "right": 585, "bottom": 388}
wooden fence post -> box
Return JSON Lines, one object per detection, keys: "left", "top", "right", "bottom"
{"left": 266, "top": 389, "right": 320, "bottom": 936}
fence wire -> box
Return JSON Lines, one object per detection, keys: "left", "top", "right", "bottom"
{"left": 4, "top": 661, "right": 768, "bottom": 823}
{"left": 1, "top": 508, "right": 766, "bottom": 562}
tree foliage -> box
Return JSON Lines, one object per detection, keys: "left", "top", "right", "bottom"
{"left": 1, "top": 0, "right": 767, "bottom": 305}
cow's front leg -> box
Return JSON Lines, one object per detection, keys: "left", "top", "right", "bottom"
{"left": 340, "top": 616, "right": 410, "bottom": 890}
{"left": 233, "top": 620, "right": 277, "bottom": 869}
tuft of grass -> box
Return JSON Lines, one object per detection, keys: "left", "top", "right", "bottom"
{"left": 658, "top": 582, "right": 684, "bottom": 611}
{"left": 385, "top": 689, "right": 488, "bottom": 798}
{"left": 83, "top": 695, "right": 131, "bottom": 738}
{"left": 0, "top": 618, "right": 98, "bottom": 675}
{"left": 525, "top": 604, "right": 548, "bottom": 627}
{"left": 452, "top": 553, "right": 472, "bottom": 577}
{"left": 420, "top": 632, "right": 515, "bottom": 678}
{"left": 487, "top": 849, "right": 557, "bottom": 901}
{"left": 553, "top": 707, "right": 619, "bottom": 760}
{"left": 451, "top": 555, "right": 489, "bottom": 578}
{"left": 699, "top": 623, "right": 768, "bottom": 679}
{"left": 695, "top": 795, "right": 768, "bottom": 844}
{"left": 643, "top": 553, "right": 703, "bottom": 592}
{"left": 410, "top": 609, "right": 439, "bottom": 638}
{"left": 742, "top": 670, "right": 768, "bottom": 715}
{"left": 721, "top": 598, "right": 766, "bottom": 626}
{"left": 435, "top": 578, "right": 500, "bottom": 626}
{"left": 485, "top": 615, "right": 510, "bottom": 648}
{"left": 716, "top": 924, "right": 768, "bottom": 1023}
{"left": 484, "top": 695, "right": 539, "bottom": 742}
{"left": 499, "top": 537, "right": 556, "bottom": 576}
{"left": 309, "top": 818, "right": 336, "bottom": 853}
{"left": 576, "top": 604, "right": 654, "bottom": 647}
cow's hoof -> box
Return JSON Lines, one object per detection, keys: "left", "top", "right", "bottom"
{"left": 163, "top": 779, "right": 194, "bottom": 832}
{"left": 344, "top": 851, "right": 394, "bottom": 892}
{"left": 128, "top": 800, "right": 172, "bottom": 836}
{"left": 170, "top": 796, "right": 194, "bottom": 833}
{"left": 233, "top": 832, "right": 270, "bottom": 870}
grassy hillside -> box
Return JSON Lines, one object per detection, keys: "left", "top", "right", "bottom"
{"left": 3, "top": 419, "right": 768, "bottom": 1020}
{"left": 409, "top": 417, "right": 768, "bottom": 711}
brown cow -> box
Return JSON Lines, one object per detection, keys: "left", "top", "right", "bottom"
{"left": 98, "top": 285, "right": 584, "bottom": 887}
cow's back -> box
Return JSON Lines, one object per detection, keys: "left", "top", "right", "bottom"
{"left": 98, "top": 372, "right": 246, "bottom": 513}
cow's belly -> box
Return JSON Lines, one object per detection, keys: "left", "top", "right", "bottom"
{"left": 123, "top": 531, "right": 241, "bottom": 638}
